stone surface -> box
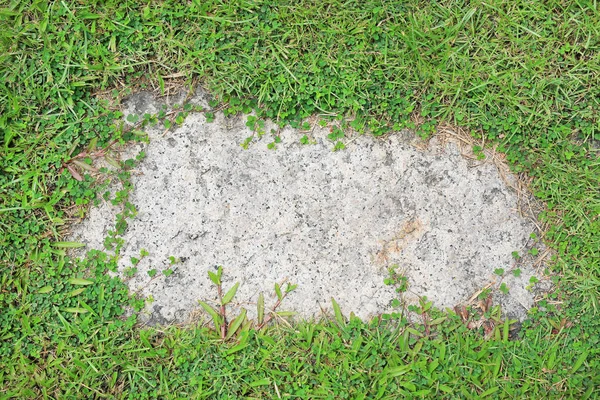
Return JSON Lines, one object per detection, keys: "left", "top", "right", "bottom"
{"left": 71, "top": 90, "right": 550, "bottom": 324}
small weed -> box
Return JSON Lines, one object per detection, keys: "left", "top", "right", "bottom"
{"left": 245, "top": 115, "right": 258, "bottom": 130}
{"left": 241, "top": 136, "right": 253, "bottom": 149}
{"left": 530, "top": 276, "right": 540, "bottom": 285}
{"left": 530, "top": 232, "right": 538, "bottom": 240}
{"left": 327, "top": 126, "right": 345, "bottom": 141}
{"left": 300, "top": 135, "right": 310, "bottom": 145}
{"left": 124, "top": 267, "right": 138, "bottom": 278}
{"left": 384, "top": 264, "right": 409, "bottom": 294}
{"left": 267, "top": 135, "right": 281, "bottom": 150}
{"left": 198, "top": 266, "right": 296, "bottom": 339}
{"left": 478, "top": 288, "right": 492, "bottom": 301}
{"left": 526, "top": 276, "right": 540, "bottom": 291}
{"left": 333, "top": 141, "right": 346, "bottom": 151}
{"left": 472, "top": 145, "right": 486, "bottom": 160}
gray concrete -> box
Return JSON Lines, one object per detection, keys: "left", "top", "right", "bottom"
{"left": 71, "top": 90, "right": 550, "bottom": 324}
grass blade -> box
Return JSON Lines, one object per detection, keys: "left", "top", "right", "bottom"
{"left": 571, "top": 351, "right": 589, "bottom": 374}
{"left": 198, "top": 300, "right": 223, "bottom": 330}
{"left": 222, "top": 282, "right": 239, "bottom": 305}
{"left": 225, "top": 309, "right": 247, "bottom": 340}
{"left": 68, "top": 278, "right": 94, "bottom": 285}
{"left": 257, "top": 292, "right": 265, "bottom": 325}
{"left": 52, "top": 241, "right": 85, "bottom": 248}
{"left": 331, "top": 298, "right": 346, "bottom": 327}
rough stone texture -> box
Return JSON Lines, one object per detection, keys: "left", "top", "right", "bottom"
{"left": 71, "top": 90, "right": 550, "bottom": 324}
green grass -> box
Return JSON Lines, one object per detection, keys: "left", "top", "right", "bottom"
{"left": 1, "top": 0, "right": 599, "bottom": 398}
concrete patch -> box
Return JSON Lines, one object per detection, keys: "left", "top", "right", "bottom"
{"left": 71, "top": 90, "right": 550, "bottom": 324}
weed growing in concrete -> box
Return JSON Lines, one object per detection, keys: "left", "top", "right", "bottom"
{"left": 513, "top": 268, "right": 522, "bottom": 277}
{"left": 198, "top": 266, "right": 296, "bottom": 340}
{"left": 383, "top": 264, "right": 409, "bottom": 295}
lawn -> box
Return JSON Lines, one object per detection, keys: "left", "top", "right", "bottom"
{"left": 0, "top": 0, "right": 598, "bottom": 398}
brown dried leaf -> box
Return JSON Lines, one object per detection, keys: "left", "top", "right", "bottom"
{"left": 480, "top": 295, "right": 493, "bottom": 313}
{"left": 72, "top": 159, "right": 98, "bottom": 173}
{"left": 104, "top": 155, "right": 121, "bottom": 169}
{"left": 73, "top": 151, "right": 88, "bottom": 159}
{"left": 66, "top": 164, "right": 83, "bottom": 181}
{"left": 454, "top": 305, "right": 469, "bottom": 322}
{"left": 483, "top": 320, "right": 495, "bottom": 339}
